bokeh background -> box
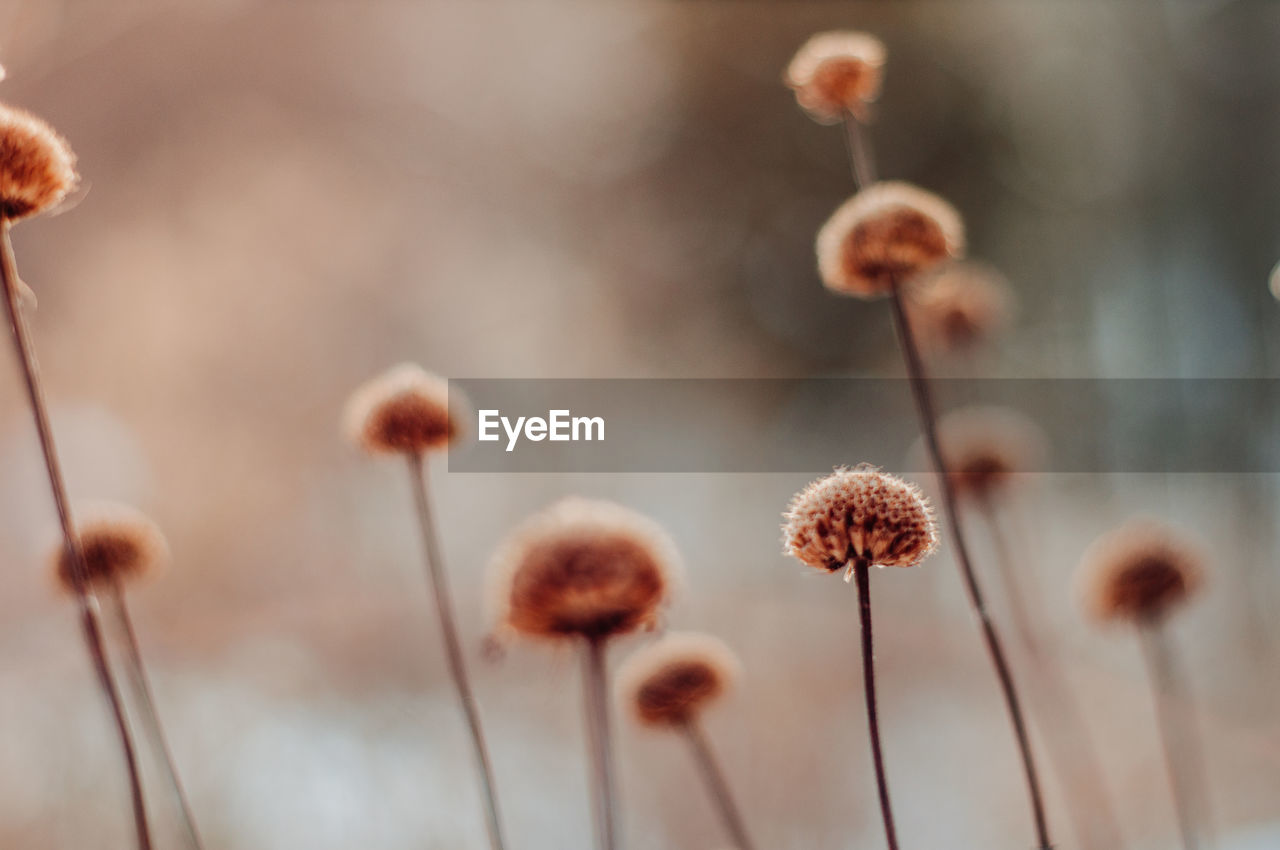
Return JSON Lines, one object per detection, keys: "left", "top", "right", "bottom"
{"left": 1, "top": 1, "right": 1279, "bottom": 848}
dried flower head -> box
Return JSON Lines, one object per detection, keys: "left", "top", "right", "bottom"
{"left": 930, "top": 406, "right": 1046, "bottom": 500}
{"left": 617, "top": 632, "right": 741, "bottom": 727}
{"left": 907, "top": 261, "right": 1013, "bottom": 352}
{"left": 785, "top": 31, "right": 887, "bottom": 123}
{"left": 344, "top": 363, "right": 460, "bottom": 455}
{"left": 783, "top": 466, "right": 938, "bottom": 579}
{"left": 1077, "top": 519, "right": 1205, "bottom": 625}
{"left": 50, "top": 502, "right": 169, "bottom": 594}
{"left": 817, "top": 182, "right": 965, "bottom": 298}
{"left": 0, "top": 103, "right": 78, "bottom": 222}
{"left": 488, "top": 497, "right": 680, "bottom": 643}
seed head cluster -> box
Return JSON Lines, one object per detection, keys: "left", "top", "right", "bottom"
{"left": 933, "top": 406, "right": 1046, "bottom": 500}
{"left": 785, "top": 31, "right": 887, "bottom": 123}
{"left": 817, "top": 182, "right": 965, "bottom": 298}
{"left": 344, "top": 363, "right": 459, "bottom": 456}
{"left": 617, "top": 632, "right": 741, "bottom": 727}
{"left": 50, "top": 502, "right": 169, "bottom": 594}
{"left": 908, "top": 261, "right": 1012, "bottom": 353}
{"left": 0, "top": 103, "right": 78, "bottom": 222}
{"left": 1077, "top": 519, "right": 1205, "bottom": 625}
{"left": 783, "top": 466, "right": 938, "bottom": 572}
{"left": 488, "top": 497, "right": 680, "bottom": 643}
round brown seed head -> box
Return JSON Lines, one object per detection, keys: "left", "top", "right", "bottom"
{"left": 0, "top": 103, "right": 78, "bottom": 222}
{"left": 785, "top": 31, "right": 887, "bottom": 124}
{"left": 783, "top": 466, "right": 938, "bottom": 572}
{"left": 1077, "top": 519, "right": 1205, "bottom": 625}
{"left": 616, "top": 632, "right": 741, "bottom": 728}
{"left": 344, "top": 363, "right": 460, "bottom": 455}
{"left": 50, "top": 502, "right": 169, "bottom": 595}
{"left": 817, "top": 182, "right": 965, "bottom": 298}
{"left": 488, "top": 497, "right": 681, "bottom": 644}
{"left": 907, "top": 261, "right": 1013, "bottom": 353}
{"left": 932, "top": 406, "right": 1046, "bottom": 500}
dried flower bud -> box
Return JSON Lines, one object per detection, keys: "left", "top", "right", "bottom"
{"left": 617, "top": 632, "right": 741, "bottom": 728}
{"left": 1077, "top": 519, "right": 1205, "bottom": 624}
{"left": 783, "top": 466, "right": 938, "bottom": 577}
{"left": 785, "top": 31, "right": 887, "bottom": 123}
{"left": 817, "top": 182, "right": 964, "bottom": 298}
{"left": 907, "top": 261, "right": 1012, "bottom": 353}
{"left": 930, "top": 406, "right": 1046, "bottom": 500}
{"left": 50, "top": 502, "right": 169, "bottom": 594}
{"left": 0, "top": 102, "right": 78, "bottom": 222}
{"left": 488, "top": 497, "right": 680, "bottom": 643}
{"left": 344, "top": 363, "right": 459, "bottom": 455}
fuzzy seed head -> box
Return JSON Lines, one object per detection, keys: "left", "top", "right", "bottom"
{"left": 0, "top": 103, "right": 77, "bottom": 222}
{"left": 932, "top": 406, "right": 1046, "bottom": 500}
{"left": 617, "top": 632, "right": 741, "bottom": 727}
{"left": 785, "top": 31, "right": 887, "bottom": 123}
{"left": 488, "top": 498, "right": 681, "bottom": 643}
{"left": 817, "top": 182, "right": 965, "bottom": 298}
{"left": 1077, "top": 519, "right": 1205, "bottom": 625}
{"left": 783, "top": 466, "right": 938, "bottom": 572}
{"left": 908, "top": 261, "right": 1012, "bottom": 353}
{"left": 344, "top": 363, "right": 459, "bottom": 455}
{"left": 50, "top": 502, "right": 169, "bottom": 594}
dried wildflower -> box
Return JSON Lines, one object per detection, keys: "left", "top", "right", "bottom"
{"left": 617, "top": 632, "right": 741, "bottom": 727}
{"left": 785, "top": 31, "right": 887, "bottom": 123}
{"left": 817, "top": 182, "right": 965, "bottom": 298}
{"left": 50, "top": 502, "right": 169, "bottom": 594}
{"left": 1078, "top": 519, "right": 1205, "bottom": 624}
{"left": 488, "top": 497, "right": 680, "bottom": 643}
{"left": 344, "top": 363, "right": 459, "bottom": 455}
{"left": 783, "top": 466, "right": 938, "bottom": 578}
{"left": 931, "top": 406, "right": 1046, "bottom": 500}
{"left": 908, "top": 261, "right": 1012, "bottom": 352}
{"left": 0, "top": 103, "right": 78, "bottom": 222}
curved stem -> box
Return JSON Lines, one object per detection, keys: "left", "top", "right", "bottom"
{"left": 0, "top": 223, "right": 152, "bottom": 850}
{"left": 681, "top": 721, "right": 755, "bottom": 850}
{"left": 852, "top": 559, "right": 898, "bottom": 850}
{"left": 581, "top": 638, "right": 618, "bottom": 850}
{"left": 888, "top": 290, "right": 1052, "bottom": 849}
{"left": 407, "top": 453, "right": 507, "bottom": 850}
{"left": 103, "top": 588, "right": 204, "bottom": 850}
{"left": 842, "top": 113, "right": 877, "bottom": 189}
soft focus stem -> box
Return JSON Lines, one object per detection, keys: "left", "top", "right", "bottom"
{"left": 852, "top": 558, "right": 898, "bottom": 850}
{"left": 0, "top": 222, "right": 152, "bottom": 850}
{"left": 407, "top": 452, "right": 508, "bottom": 850}
{"left": 582, "top": 637, "right": 618, "bottom": 850}
{"left": 681, "top": 720, "right": 755, "bottom": 850}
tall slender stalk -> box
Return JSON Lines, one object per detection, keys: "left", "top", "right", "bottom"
{"left": 851, "top": 558, "right": 898, "bottom": 850}
{"left": 978, "top": 498, "right": 1125, "bottom": 850}
{"left": 1138, "top": 622, "right": 1211, "bottom": 850}
{"left": 0, "top": 223, "right": 152, "bottom": 850}
{"left": 581, "top": 637, "right": 618, "bottom": 850}
{"left": 840, "top": 115, "right": 1052, "bottom": 849}
{"left": 406, "top": 452, "right": 507, "bottom": 850}
{"left": 680, "top": 720, "right": 755, "bottom": 850}
{"left": 100, "top": 588, "right": 204, "bottom": 850}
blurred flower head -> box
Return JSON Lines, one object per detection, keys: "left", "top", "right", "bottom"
{"left": 50, "top": 501, "right": 169, "bottom": 594}
{"left": 907, "top": 261, "right": 1013, "bottom": 353}
{"left": 785, "top": 31, "right": 887, "bottom": 123}
{"left": 1077, "top": 518, "right": 1205, "bottom": 625}
{"left": 616, "top": 631, "right": 740, "bottom": 727}
{"left": 343, "top": 363, "right": 459, "bottom": 456}
{"left": 929, "top": 406, "right": 1046, "bottom": 500}
{"left": 0, "top": 102, "right": 77, "bottom": 223}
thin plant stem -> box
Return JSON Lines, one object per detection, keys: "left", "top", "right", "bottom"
{"left": 0, "top": 223, "right": 152, "bottom": 850}
{"left": 1138, "top": 621, "right": 1211, "bottom": 850}
{"left": 977, "top": 498, "right": 1125, "bottom": 850}
{"left": 837, "top": 115, "right": 1052, "bottom": 849}
{"left": 851, "top": 558, "right": 899, "bottom": 850}
{"left": 101, "top": 587, "right": 204, "bottom": 850}
{"left": 680, "top": 720, "right": 756, "bottom": 850}
{"left": 406, "top": 452, "right": 507, "bottom": 850}
{"left": 581, "top": 637, "right": 618, "bottom": 850}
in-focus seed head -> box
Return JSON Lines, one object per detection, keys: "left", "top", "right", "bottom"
{"left": 929, "top": 406, "right": 1046, "bottom": 500}
{"left": 0, "top": 102, "right": 78, "bottom": 222}
{"left": 616, "top": 632, "right": 741, "bottom": 728}
{"left": 1077, "top": 518, "right": 1205, "bottom": 625}
{"left": 49, "top": 501, "right": 169, "bottom": 594}
{"left": 488, "top": 497, "right": 681, "bottom": 643}
{"left": 907, "top": 261, "right": 1013, "bottom": 353}
{"left": 817, "top": 182, "right": 965, "bottom": 298}
{"left": 782, "top": 465, "right": 938, "bottom": 573}
{"left": 785, "top": 31, "right": 887, "bottom": 124}
{"left": 344, "top": 363, "right": 460, "bottom": 456}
